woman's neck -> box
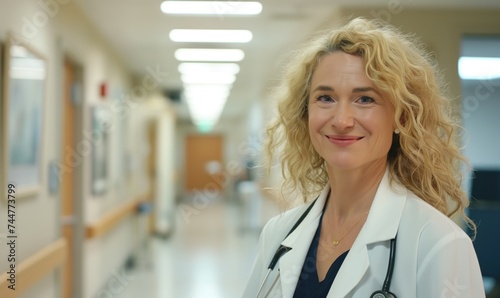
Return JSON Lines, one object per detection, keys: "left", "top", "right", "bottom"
{"left": 325, "top": 161, "right": 386, "bottom": 223}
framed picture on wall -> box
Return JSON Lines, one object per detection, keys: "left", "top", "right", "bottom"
{"left": 91, "top": 105, "right": 111, "bottom": 196}
{"left": 1, "top": 33, "right": 47, "bottom": 198}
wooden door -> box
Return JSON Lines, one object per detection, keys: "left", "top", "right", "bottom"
{"left": 185, "top": 135, "right": 224, "bottom": 191}
{"left": 147, "top": 121, "right": 158, "bottom": 234}
{"left": 60, "top": 58, "right": 78, "bottom": 298}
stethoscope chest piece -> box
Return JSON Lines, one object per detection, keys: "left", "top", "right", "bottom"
{"left": 370, "top": 290, "right": 397, "bottom": 298}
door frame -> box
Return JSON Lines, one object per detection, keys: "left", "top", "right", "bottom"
{"left": 60, "top": 56, "right": 85, "bottom": 298}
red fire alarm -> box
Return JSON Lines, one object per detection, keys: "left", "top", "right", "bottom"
{"left": 100, "top": 82, "right": 107, "bottom": 98}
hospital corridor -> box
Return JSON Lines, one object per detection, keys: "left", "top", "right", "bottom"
{"left": 1, "top": 0, "right": 500, "bottom": 297}
{"left": 113, "top": 195, "right": 280, "bottom": 298}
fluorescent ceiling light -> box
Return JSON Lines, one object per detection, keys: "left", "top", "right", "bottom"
{"left": 170, "top": 29, "right": 252, "bottom": 43}
{"left": 186, "top": 97, "right": 227, "bottom": 107}
{"left": 189, "top": 105, "right": 225, "bottom": 122}
{"left": 179, "top": 63, "right": 240, "bottom": 75}
{"left": 182, "top": 74, "right": 236, "bottom": 85}
{"left": 185, "top": 87, "right": 228, "bottom": 127}
{"left": 458, "top": 57, "right": 500, "bottom": 80}
{"left": 187, "top": 97, "right": 226, "bottom": 126}
{"left": 175, "top": 49, "right": 244, "bottom": 62}
{"left": 161, "top": 1, "right": 262, "bottom": 15}
{"left": 183, "top": 83, "right": 233, "bottom": 91}
{"left": 184, "top": 87, "right": 231, "bottom": 99}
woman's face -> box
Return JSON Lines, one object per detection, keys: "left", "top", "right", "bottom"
{"left": 308, "top": 51, "right": 395, "bottom": 171}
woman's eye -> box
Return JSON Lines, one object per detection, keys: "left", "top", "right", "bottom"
{"left": 357, "top": 96, "right": 375, "bottom": 104}
{"left": 317, "top": 95, "right": 334, "bottom": 102}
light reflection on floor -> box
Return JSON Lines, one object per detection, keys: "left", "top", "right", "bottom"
{"left": 116, "top": 195, "right": 280, "bottom": 298}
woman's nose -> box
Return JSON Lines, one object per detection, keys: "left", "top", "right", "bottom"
{"left": 330, "top": 103, "right": 355, "bottom": 129}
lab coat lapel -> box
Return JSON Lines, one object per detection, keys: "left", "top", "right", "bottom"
{"left": 327, "top": 169, "right": 407, "bottom": 298}
{"left": 277, "top": 187, "right": 330, "bottom": 298}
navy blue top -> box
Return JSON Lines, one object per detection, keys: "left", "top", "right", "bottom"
{"left": 293, "top": 210, "right": 349, "bottom": 298}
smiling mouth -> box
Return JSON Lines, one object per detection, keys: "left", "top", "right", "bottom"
{"left": 326, "top": 135, "right": 364, "bottom": 146}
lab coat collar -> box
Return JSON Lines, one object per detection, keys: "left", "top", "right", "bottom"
{"left": 277, "top": 168, "right": 407, "bottom": 298}
{"left": 328, "top": 168, "right": 407, "bottom": 297}
{"left": 278, "top": 186, "right": 328, "bottom": 298}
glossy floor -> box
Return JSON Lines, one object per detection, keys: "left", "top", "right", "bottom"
{"left": 116, "top": 196, "right": 280, "bottom": 298}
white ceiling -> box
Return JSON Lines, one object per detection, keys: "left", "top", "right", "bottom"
{"left": 73, "top": 0, "right": 500, "bottom": 123}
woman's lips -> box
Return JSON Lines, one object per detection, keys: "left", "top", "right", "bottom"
{"left": 326, "top": 135, "right": 364, "bottom": 147}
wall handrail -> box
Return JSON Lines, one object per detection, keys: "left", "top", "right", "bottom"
{"left": 0, "top": 238, "right": 67, "bottom": 297}
{"left": 85, "top": 194, "right": 150, "bottom": 239}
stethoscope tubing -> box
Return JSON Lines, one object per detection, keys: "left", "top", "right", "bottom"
{"left": 383, "top": 235, "right": 397, "bottom": 292}
{"left": 255, "top": 238, "right": 397, "bottom": 298}
{"left": 253, "top": 196, "right": 397, "bottom": 298}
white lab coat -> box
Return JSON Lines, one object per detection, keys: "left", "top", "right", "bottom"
{"left": 243, "top": 170, "right": 485, "bottom": 298}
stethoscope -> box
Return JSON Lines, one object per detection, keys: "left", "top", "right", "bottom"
{"left": 255, "top": 199, "right": 398, "bottom": 298}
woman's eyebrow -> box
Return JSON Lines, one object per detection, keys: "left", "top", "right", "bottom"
{"left": 352, "top": 87, "right": 378, "bottom": 93}
{"left": 312, "top": 85, "right": 334, "bottom": 92}
{"left": 311, "top": 85, "right": 379, "bottom": 94}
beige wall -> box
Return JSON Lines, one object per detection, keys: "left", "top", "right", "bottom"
{"left": 0, "top": 1, "right": 176, "bottom": 297}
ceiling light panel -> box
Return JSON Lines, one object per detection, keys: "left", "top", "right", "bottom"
{"left": 184, "top": 86, "right": 231, "bottom": 99}
{"left": 175, "top": 49, "right": 245, "bottom": 62}
{"left": 459, "top": 57, "right": 500, "bottom": 80}
{"left": 161, "top": 1, "right": 263, "bottom": 15}
{"left": 183, "top": 84, "right": 233, "bottom": 91}
{"left": 170, "top": 29, "right": 252, "bottom": 43}
{"left": 187, "top": 98, "right": 226, "bottom": 125}
{"left": 179, "top": 63, "right": 240, "bottom": 75}
{"left": 189, "top": 106, "right": 225, "bottom": 122}
{"left": 186, "top": 97, "right": 227, "bottom": 106}
{"left": 182, "top": 74, "right": 236, "bottom": 85}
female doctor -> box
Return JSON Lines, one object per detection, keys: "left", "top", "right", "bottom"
{"left": 243, "top": 18, "right": 485, "bottom": 298}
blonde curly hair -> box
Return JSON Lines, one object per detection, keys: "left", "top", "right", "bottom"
{"left": 265, "top": 17, "right": 474, "bottom": 231}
